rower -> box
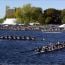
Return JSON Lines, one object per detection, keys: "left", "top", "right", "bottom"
{"left": 38, "top": 47, "right": 42, "bottom": 52}
{"left": 48, "top": 43, "right": 54, "bottom": 51}
{"left": 31, "top": 37, "right": 35, "bottom": 41}
{"left": 54, "top": 42, "right": 60, "bottom": 49}
{"left": 0, "top": 36, "right": 4, "bottom": 39}
{"left": 35, "top": 46, "right": 43, "bottom": 52}
{"left": 7, "top": 36, "right": 12, "bottom": 40}
{"left": 4, "top": 36, "right": 8, "bottom": 39}
{"left": 21, "top": 36, "right": 25, "bottom": 40}
{"left": 16, "top": 36, "right": 21, "bottom": 40}
{"left": 26, "top": 36, "right": 30, "bottom": 40}
{"left": 44, "top": 46, "right": 49, "bottom": 52}
{"left": 12, "top": 36, "right": 16, "bottom": 40}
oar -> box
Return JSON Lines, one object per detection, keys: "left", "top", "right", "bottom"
{"left": 20, "top": 48, "right": 36, "bottom": 53}
{"left": 20, "top": 47, "right": 41, "bottom": 53}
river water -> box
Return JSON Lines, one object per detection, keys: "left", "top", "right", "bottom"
{"left": 0, "top": 30, "right": 65, "bottom": 65}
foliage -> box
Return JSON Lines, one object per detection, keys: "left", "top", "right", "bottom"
{"left": 15, "top": 4, "right": 43, "bottom": 25}
{"left": 5, "top": 4, "right": 65, "bottom": 25}
{"left": 61, "top": 9, "right": 65, "bottom": 17}
{"left": 45, "top": 17, "right": 52, "bottom": 24}
{"left": 62, "top": 16, "right": 65, "bottom": 24}
{"left": 44, "top": 8, "right": 61, "bottom": 24}
{"left": 0, "top": 19, "right": 4, "bottom": 23}
{"left": 38, "top": 14, "right": 45, "bottom": 25}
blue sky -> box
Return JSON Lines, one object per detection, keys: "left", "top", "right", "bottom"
{"left": 0, "top": 0, "right": 65, "bottom": 18}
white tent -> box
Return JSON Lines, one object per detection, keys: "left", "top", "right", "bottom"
{"left": 3, "top": 18, "right": 17, "bottom": 25}
{"left": 29, "top": 22, "right": 40, "bottom": 25}
{"left": 29, "top": 23, "right": 34, "bottom": 25}
{"left": 59, "top": 24, "right": 65, "bottom": 28}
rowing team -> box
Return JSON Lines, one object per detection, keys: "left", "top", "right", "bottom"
{"left": 0, "top": 35, "right": 36, "bottom": 41}
{"left": 35, "top": 42, "right": 65, "bottom": 53}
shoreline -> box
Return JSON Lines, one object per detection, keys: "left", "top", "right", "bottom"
{"left": 0, "top": 24, "right": 64, "bottom": 32}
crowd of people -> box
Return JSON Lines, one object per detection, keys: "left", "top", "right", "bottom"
{"left": 0, "top": 24, "right": 64, "bottom": 32}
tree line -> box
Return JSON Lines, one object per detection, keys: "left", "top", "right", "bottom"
{"left": 3, "top": 4, "right": 65, "bottom": 25}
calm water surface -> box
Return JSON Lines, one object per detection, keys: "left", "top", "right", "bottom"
{"left": 0, "top": 30, "right": 65, "bottom": 65}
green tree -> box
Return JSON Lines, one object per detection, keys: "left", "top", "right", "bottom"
{"left": 61, "top": 9, "right": 65, "bottom": 22}
{"left": 44, "top": 8, "right": 56, "bottom": 17}
{"left": 31, "top": 7, "right": 42, "bottom": 22}
{"left": 15, "top": 8, "right": 23, "bottom": 24}
{"left": 38, "top": 14, "right": 45, "bottom": 25}
{"left": 15, "top": 4, "right": 42, "bottom": 25}
{"left": 61, "top": 9, "right": 65, "bottom": 17}
{"left": 0, "top": 18, "right": 4, "bottom": 23}
{"left": 62, "top": 16, "right": 65, "bottom": 24}
{"left": 45, "top": 17, "right": 52, "bottom": 24}
{"left": 15, "top": 4, "right": 32, "bottom": 24}
{"left": 43, "top": 8, "right": 61, "bottom": 24}
{"left": 5, "top": 4, "right": 63, "bottom": 25}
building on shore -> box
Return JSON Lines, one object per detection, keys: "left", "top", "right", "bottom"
{"left": 6, "top": 7, "right": 16, "bottom": 18}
